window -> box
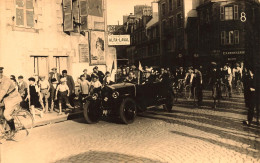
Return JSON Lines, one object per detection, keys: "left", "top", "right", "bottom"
{"left": 220, "top": 5, "right": 239, "bottom": 21}
{"left": 177, "top": 13, "right": 182, "bottom": 28}
{"left": 169, "top": 0, "right": 173, "bottom": 11}
{"left": 221, "top": 30, "right": 239, "bottom": 45}
{"left": 15, "top": 0, "right": 34, "bottom": 28}
{"left": 177, "top": 0, "right": 181, "bottom": 7}
{"left": 31, "top": 57, "right": 48, "bottom": 77}
{"left": 162, "top": 3, "right": 166, "bottom": 16}
{"left": 54, "top": 57, "right": 68, "bottom": 74}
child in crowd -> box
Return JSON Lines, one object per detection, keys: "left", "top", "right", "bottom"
{"left": 55, "top": 77, "right": 73, "bottom": 115}
{"left": 89, "top": 74, "right": 102, "bottom": 95}
{"left": 79, "top": 75, "right": 90, "bottom": 109}
{"left": 49, "top": 78, "right": 57, "bottom": 113}
{"left": 38, "top": 75, "right": 50, "bottom": 113}
{"left": 26, "top": 77, "right": 45, "bottom": 119}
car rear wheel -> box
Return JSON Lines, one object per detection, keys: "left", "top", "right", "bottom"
{"left": 83, "top": 101, "right": 102, "bottom": 124}
{"left": 119, "top": 98, "right": 137, "bottom": 124}
{"left": 163, "top": 92, "right": 174, "bottom": 112}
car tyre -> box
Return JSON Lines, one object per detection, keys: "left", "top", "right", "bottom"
{"left": 83, "top": 101, "right": 102, "bottom": 124}
{"left": 119, "top": 98, "right": 137, "bottom": 124}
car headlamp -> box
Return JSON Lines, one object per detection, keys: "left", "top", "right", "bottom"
{"left": 112, "top": 91, "right": 119, "bottom": 99}
{"left": 92, "top": 93, "right": 98, "bottom": 100}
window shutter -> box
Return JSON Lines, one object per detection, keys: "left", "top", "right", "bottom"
{"left": 220, "top": 6, "right": 224, "bottom": 21}
{"left": 234, "top": 30, "right": 239, "bottom": 44}
{"left": 16, "top": 0, "right": 24, "bottom": 7}
{"left": 63, "top": 0, "right": 73, "bottom": 31}
{"left": 26, "top": 0, "right": 33, "bottom": 9}
{"left": 234, "top": 5, "right": 238, "bottom": 20}
{"left": 26, "top": 10, "right": 34, "bottom": 27}
{"left": 79, "top": 0, "right": 88, "bottom": 31}
{"left": 72, "top": 0, "right": 80, "bottom": 32}
{"left": 221, "top": 31, "right": 225, "bottom": 45}
{"left": 16, "top": 8, "right": 24, "bottom": 26}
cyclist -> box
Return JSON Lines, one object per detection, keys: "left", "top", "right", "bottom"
{"left": 0, "top": 67, "right": 22, "bottom": 138}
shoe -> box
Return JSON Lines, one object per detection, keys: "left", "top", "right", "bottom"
{"left": 243, "top": 120, "right": 251, "bottom": 126}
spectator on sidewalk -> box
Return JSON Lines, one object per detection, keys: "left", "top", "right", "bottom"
{"left": 61, "top": 70, "right": 75, "bottom": 107}
{"left": 49, "top": 67, "right": 61, "bottom": 88}
{"left": 18, "top": 75, "right": 28, "bottom": 100}
{"left": 243, "top": 67, "right": 256, "bottom": 126}
{"left": 55, "top": 78, "right": 73, "bottom": 115}
{"left": 26, "top": 77, "right": 44, "bottom": 119}
{"left": 194, "top": 67, "right": 203, "bottom": 106}
{"left": 38, "top": 75, "right": 50, "bottom": 113}
{"left": 82, "top": 69, "right": 91, "bottom": 82}
{"left": 93, "top": 66, "right": 105, "bottom": 84}
{"left": 79, "top": 75, "right": 90, "bottom": 109}
{"left": 49, "top": 78, "right": 57, "bottom": 113}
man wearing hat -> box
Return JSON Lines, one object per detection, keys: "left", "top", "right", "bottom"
{"left": 93, "top": 66, "right": 105, "bottom": 84}
{"left": 193, "top": 66, "right": 203, "bottom": 106}
{"left": 82, "top": 69, "right": 91, "bottom": 82}
{"left": 49, "top": 67, "right": 61, "bottom": 88}
{"left": 61, "top": 70, "right": 75, "bottom": 107}
{"left": 0, "top": 67, "right": 22, "bottom": 138}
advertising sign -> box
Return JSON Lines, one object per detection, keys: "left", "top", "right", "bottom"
{"left": 108, "top": 35, "right": 130, "bottom": 46}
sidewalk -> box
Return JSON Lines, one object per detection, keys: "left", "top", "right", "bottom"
{"left": 32, "top": 105, "right": 84, "bottom": 128}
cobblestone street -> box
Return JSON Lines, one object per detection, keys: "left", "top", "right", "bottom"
{"left": 1, "top": 93, "right": 260, "bottom": 163}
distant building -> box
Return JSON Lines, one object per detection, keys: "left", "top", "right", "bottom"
{"left": 197, "top": 0, "right": 260, "bottom": 67}
{"left": 134, "top": 5, "right": 153, "bottom": 18}
{"left": 158, "top": 0, "right": 200, "bottom": 67}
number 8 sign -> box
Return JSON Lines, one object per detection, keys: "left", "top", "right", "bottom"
{"left": 240, "top": 12, "right": 246, "bottom": 22}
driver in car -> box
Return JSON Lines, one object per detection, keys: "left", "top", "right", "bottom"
{"left": 124, "top": 71, "right": 137, "bottom": 84}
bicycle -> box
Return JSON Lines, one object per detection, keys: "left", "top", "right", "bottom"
{"left": 236, "top": 80, "right": 243, "bottom": 95}
{"left": 172, "top": 79, "right": 185, "bottom": 102}
{"left": 0, "top": 105, "right": 34, "bottom": 142}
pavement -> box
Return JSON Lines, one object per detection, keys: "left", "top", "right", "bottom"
{"left": 1, "top": 92, "right": 260, "bottom": 163}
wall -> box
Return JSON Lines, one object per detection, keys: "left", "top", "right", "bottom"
{"left": 0, "top": 0, "right": 113, "bottom": 82}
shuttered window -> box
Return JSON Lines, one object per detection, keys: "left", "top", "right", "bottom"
{"left": 234, "top": 5, "right": 238, "bottom": 20}
{"left": 220, "top": 6, "right": 224, "bottom": 21}
{"left": 63, "top": 0, "right": 73, "bottom": 31}
{"left": 15, "top": 0, "right": 34, "bottom": 27}
{"left": 79, "top": 0, "right": 88, "bottom": 31}
{"left": 234, "top": 30, "right": 239, "bottom": 44}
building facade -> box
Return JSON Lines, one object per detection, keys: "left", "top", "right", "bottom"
{"left": 197, "top": 0, "right": 260, "bottom": 67}
{"left": 158, "top": 0, "right": 200, "bottom": 68}
{"left": 0, "top": 0, "right": 115, "bottom": 80}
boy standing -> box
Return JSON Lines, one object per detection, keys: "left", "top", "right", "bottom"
{"left": 38, "top": 76, "right": 50, "bottom": 113}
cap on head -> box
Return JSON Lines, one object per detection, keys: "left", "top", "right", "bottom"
{"left": 93, "top": 66, "right": 98, "bottom": 70}
{"left": 83, "top": 69, "right": 88, "bottom": 72}
{"left": 28, "top": 77, "right": 36, "bottom": 82}
{"left": 39, "top": 75, "right": 45, "bottom": 79}
{"left": 18, "top": 76, "right": 23, "bottom": 79}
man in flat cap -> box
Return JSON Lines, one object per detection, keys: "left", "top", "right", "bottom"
{"left": 49, "top": 67, "right": 61, "bottom": 88}
{"left": 82, "top": 69, "right": 91, "bottom": 82}
{"left": 93, "top": 66, "right": 105, "bottom": 84}
{"left": 0, "top": 67, "right": 22, "bottom": 138}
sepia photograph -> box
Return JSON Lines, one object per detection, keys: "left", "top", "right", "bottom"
{"left": 0, "top": 0, "right": 260, "bottom": 162}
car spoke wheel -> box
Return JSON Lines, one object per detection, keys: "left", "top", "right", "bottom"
{"left": 83, "top": 101, "right": 102, "bottom": 124}
{"left": 119, "top": 98, "right": 137, "bottom": 124}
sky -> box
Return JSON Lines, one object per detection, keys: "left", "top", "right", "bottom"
{"left": 107, "top": 0, "right": 154, "bottom": 25}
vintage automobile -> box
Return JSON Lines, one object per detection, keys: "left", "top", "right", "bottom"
{"left": 83, "top": 80, "right": 174, "bottom": 124}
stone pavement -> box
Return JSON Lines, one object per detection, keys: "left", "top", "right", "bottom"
{"left": 2, "top": 92, "right": 260, "bottom": 163}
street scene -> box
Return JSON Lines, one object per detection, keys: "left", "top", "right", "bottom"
{"left": 0, "top": 0, "right": 260, "bottom": 162}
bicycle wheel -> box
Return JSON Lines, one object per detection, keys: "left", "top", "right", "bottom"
{"left": 236, "top": 80, "right": 243, "bottom": 95}
{"left": 184, "top": 85, "right": 191, "bottom": 99}
{"left": 13, "top": 109, "right": 34, "bottom": 141}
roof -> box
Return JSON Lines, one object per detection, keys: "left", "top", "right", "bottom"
{"left": 146, "top": 12, "right": 159, "bottom": 29}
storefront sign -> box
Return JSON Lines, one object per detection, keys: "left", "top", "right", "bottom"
{"left": 223, "top": 51, "right": 245, "bottom": 55}
{"left": 108, "top": 35, "right": 130, "bottom": 46}
{"left": 79, "top": 44, "right": 89, "bottom": 63}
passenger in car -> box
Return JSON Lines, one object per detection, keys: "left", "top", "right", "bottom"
{"left": 89, "top": 74, "right": 102, "bottom": 95}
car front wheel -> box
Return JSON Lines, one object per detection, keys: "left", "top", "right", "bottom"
{"left": 83, "top": 101, "right": 102, "bottom": 124}
{"left": 119, "top": 98, "right": 137, "bottom": 124}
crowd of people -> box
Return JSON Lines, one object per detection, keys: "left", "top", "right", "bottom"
{"left": 0, "top": 61, "right": 258, "bottom": 140}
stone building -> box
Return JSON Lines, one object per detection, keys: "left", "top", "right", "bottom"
{"left": 0, "top": 0, "right": 115, "bottom": 80}
{"left": 158, "top": 0, "right": 200, "bottom": 68}
{"left": 197, "top": 0, "right": 260, "bottom": 67}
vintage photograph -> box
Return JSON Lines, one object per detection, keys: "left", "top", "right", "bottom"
{"left": 0, "top": 0, "right": 260, "bottom": 162}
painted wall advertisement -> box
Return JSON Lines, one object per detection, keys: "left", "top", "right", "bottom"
{"left": 90, "top": 31, "right": 106, "bottom": 65}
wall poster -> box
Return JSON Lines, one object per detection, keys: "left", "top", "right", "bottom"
{"left": 90, "top": 31, "right": 106, "bottom": 65}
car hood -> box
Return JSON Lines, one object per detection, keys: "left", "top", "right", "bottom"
{"left": 106, "top": 82, "right": 136, "bottom": 90}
